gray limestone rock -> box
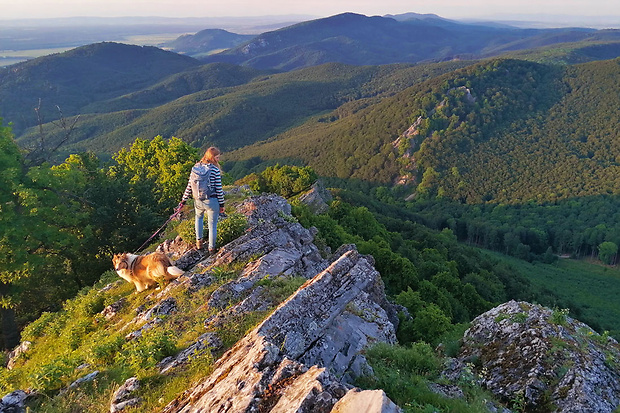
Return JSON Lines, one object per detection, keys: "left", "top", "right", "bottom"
{"left": 0, "top": 390, "right": 30, "bottom": 413}
{"left": 101, "top": 298, "right": 126, "bottom": 320}
{"left": 452, "top": 300, "right": 620, "bottom": 413}
{"left": 162, "top": 248, "right": 398, "bottom": 412}
{"left": 298, "top": 180, "right": 332, "bottom": 215}
{"left": 237, "top": 194, "right": 292, "bottom": 226}
{"left": 110, "top": 377, "right": 141, "bottom": 413}
{"left": 330, "top": 389, "right": 402, "bottom": 413}
{"left": 6, "top": 341, "right": 31, "bottom": 370}
{"left": 158, "top": 333, "right": 223, "bottom": 374}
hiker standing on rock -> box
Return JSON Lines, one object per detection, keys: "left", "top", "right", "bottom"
{"left": 178, "top": 147, "right": 225, "bottom": 254}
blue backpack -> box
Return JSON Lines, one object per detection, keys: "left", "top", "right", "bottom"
{"left": 189, "top": 163, "right": 215, "bottom": 200}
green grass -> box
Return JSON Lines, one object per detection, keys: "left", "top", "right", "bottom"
{"left": 482, "top": 251, "right": 620, "bottom": 337}
{"left": 356, "top": 342, "right": 494, "bottom": 413}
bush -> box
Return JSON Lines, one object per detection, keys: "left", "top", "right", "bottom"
{"left": 174, "top": 211, "right": 247, "bottom": 248}
{"left": 21, "top": 311, "right": 57, "bottom": 341}
{"left": 117, "top": 329, "right": 176, "bottom": 373}
{"left": 217, "top": 213, "right": 248, "bottom": 246}
{"left": 88, "top": 333, "right": 125, "bottom": 365}
{"left": 29, "top": 355, "right": 79, "bottom": 392}
{"left": 366, "top": 342, "right": 441, "bottom": 376}
{"left": 238, "top": 164, "right": 317, "bottom": 198}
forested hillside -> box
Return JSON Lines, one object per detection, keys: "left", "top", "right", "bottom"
{"left": 228, "top": 57, "right": 620, "bottom": 201}
{"left": 0, "top": 42, "right": 200, "bottom": 136}
{"left": 226, "top": 57, "right": 620, "bottom": 261}
{"left": 14, "top": 59, "right": 470, "bottom": 157}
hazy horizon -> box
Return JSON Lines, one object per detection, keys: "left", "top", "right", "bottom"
{"left": 3, "top": 0, "right": 620, "bottom": 29}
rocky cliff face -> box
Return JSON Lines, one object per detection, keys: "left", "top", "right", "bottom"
{"left": 444, "top": 300, "right": 620, "bottom": 413}
{"left": 158, "top": 194, "right": 400, "bottom": 412}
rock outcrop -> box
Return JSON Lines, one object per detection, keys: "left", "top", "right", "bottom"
{"left": 162, "top": 246, "right": 398, "bottom": 412}
{"left": 146, "top": 194, "right": 398, "bottom": 412}
{"left": 298, "top": 180, "right": 333, "bottom": 215}
{"left": 94, "top": 194, "right": 399, "bottom": 412}
{"left": 446, "top": 300, "right": 620, "bottom": 413}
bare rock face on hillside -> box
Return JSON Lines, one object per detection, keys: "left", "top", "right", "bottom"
{"left": 161, "top": 193, "right": 400, "bottom": 412}
{"left": 298, "top": 180, "right": 333, "bottom": 214}
{"left": 97, "top": 193, "right": 400, "bottom": 412}
{"left": 446, "top": 300, "right": 620, "bottom": 413}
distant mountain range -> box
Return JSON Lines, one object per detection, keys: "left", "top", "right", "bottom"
{"left": 190, "top": 13, "right": 620, "bottom": 70}
{"left": 2, "top": 12, "right": 620, "bottom": 183}
{"left": 163, "top": 29, "right": 254, "bottom": 58}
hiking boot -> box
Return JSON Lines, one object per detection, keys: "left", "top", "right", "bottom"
{"left": 196, "top": 239, "right": 204, "bottom": 250}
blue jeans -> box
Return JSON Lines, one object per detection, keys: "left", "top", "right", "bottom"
{"left": 194, "top": 198, "right": 219, "bottom": 249}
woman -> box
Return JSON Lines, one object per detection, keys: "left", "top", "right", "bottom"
{"left": 178, "top": 147, "right": 225, "bottom": 253}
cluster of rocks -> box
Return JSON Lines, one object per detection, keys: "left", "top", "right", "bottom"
{"left": 105, "top": 193, "right": 401, "bottom": 413}
{"left": 162, "top": 247, "right": 400, "bottom": 413}
{"left": 445, "top": 300, "right": 620, "bottom": 412}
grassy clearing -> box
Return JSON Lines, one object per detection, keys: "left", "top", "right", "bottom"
{"left": 482, "top": 251, "right": 620, "bottom": 337}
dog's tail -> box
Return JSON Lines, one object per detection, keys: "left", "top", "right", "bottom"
{"left": 166, "top": 266, "right": 185, "bottom": 279}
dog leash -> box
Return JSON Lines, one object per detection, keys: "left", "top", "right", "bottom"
{"left": 133, "top": 208, "right": 182, "bottom": 254}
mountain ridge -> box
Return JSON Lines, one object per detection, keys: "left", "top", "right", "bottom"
{"left": 197, "top": 12, "right": 620, "bottom": 71}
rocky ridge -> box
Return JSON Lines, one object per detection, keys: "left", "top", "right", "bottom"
{"left": 4, "top": 192, "right": 620, "bottom": 412}
{"left": 159, "top": 194, "right": 401, "bottom": 412}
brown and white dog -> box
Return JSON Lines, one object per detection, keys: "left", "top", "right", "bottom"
{"left": 112, "top": 252, "right": 185, "bottom": 292}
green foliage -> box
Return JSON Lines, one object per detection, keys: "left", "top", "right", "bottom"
{"left": 598, "top": 241, "right": 618, "bottom": 265}
{"left": 357, "top": 342, "right": 491, "bottom": 412}
{"left": 412, "top": 304, "right": 452, "bottom": 345}
{"left": 550, "top": 307, "right": 570, "bottom": 326}
{"left": 239, "top": 164, "right": 317, "bottom": 198}
{"left": 20, "top": 311, "right": 57, "bottom": 342}
{"left": 88, "top": 333, "right": 126, "bottom": 365}
{"left": 29, "top": 355, "right": 80, "bottom": 392}
{"left": 217, "top": 213, "right": 249, "bottom": 246}
{"left": 116, "top": 329, "right": 177, "bottom": 374}
{"left": 256, "top": 276, "right": 307, "bottom": 303}
{"left": 112, "top": 135, "right": 198, "bottom": 209}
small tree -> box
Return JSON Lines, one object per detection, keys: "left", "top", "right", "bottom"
{"left": 598, "top": 241, "right": 618, "bottom": 265}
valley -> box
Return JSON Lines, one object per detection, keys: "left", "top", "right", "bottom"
{"left": 1, "top": 11, "right": 620, "bottom": 412}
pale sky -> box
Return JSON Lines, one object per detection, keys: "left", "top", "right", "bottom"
{"left": 3, "top": 0, "right": 620, "bottom": 23}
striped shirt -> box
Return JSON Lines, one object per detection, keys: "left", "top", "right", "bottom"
{"left": 181, "top": 163, "right": 224, "bottom": 206}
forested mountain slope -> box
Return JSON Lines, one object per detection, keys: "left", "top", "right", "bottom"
{"left": 0, "top": 42, "right": 201, "bottom": 135}
{"left": 15, "top": 60, "right": 470, "bottom": 156}
{"left": 227, "top": 58, "right": 620, "bottom": 205}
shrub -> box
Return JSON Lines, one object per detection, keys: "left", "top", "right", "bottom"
{"left": 217, "top": 213, "right": 248, "bottom": 246}
{"left": 29, "top": 355, "right": 79, "bottom": 392}
{"left": 174, "top": 212, "right": 247, "bottom": 248}
{"left": 239, "top": 164, "right": 317, "bottom": 198}
{"left": 550, "top": 307, "right": 570, "bottom": 326}
{"left": 88, "top": 333, "right": 125, "bottom": 365}
{"left": 412, "top": 304, "right": 452, "bottom": 345}
{"left": 117, "top": 329, "right": 177, "bottom": 373}
{"left": 365, "top": 342, "right": 441, "bottom": 376}
{"left": 21, "top": 311, "right": 57, "bottom": 341}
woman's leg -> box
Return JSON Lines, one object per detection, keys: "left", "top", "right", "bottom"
{"left": 194, "top": 199, "right": 207, "bottom": 242}
{"left": 206, "top": 198, "right": 220, "bottom": 250}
